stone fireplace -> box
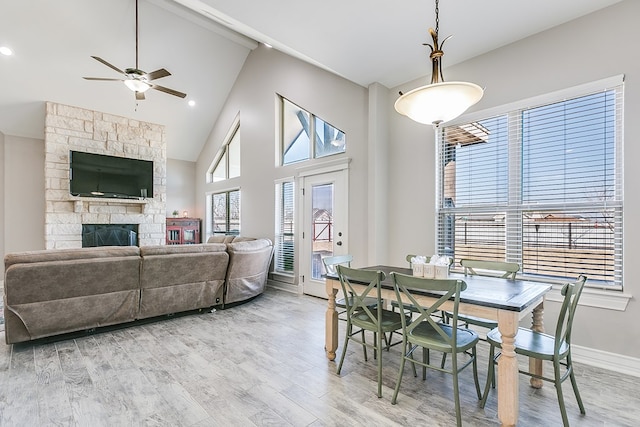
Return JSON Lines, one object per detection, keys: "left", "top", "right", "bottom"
{"left": 44, "top": 102, "right": 166, "bottom": 248}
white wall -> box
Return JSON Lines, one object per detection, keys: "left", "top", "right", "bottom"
{"left": 2, "top": 135, "right": 46, "bottom": 263}
{"left": 196, "top": 46, "right": 370, "bottom": 258}
{"left": 0, "top": 131, "right": 4, "bottom": 272}
{"left": 0, "top": 133, "right": 195, "bottom": 266}
{"left": 167, "top": 158, "right": 197, "bottom": 219}
{"left": 389, "top": 0, "right": 640, "bottom": 359}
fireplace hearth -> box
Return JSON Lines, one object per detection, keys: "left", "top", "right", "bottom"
{"left": 82, "top": 224, "right": 139, "bottom": 247}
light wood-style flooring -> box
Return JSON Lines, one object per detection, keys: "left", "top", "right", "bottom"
{"left": 1, "top": 287, "right": 638, "bottom": 426}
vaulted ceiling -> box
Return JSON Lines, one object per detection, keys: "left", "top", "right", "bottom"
{"left": 0, "top": 0, "right": 622, "bottom": 161}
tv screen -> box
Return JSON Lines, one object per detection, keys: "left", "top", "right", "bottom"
{"left": 69, "top": 151, "right": 153, "bottom": 199}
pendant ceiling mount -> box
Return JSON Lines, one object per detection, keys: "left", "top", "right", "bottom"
{"left": 395, "top": 0, "right": 483, "bottom": 126}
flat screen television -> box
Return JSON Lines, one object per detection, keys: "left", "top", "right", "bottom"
{"left": 69, "top": 151, "right": 153, "bottom": 199}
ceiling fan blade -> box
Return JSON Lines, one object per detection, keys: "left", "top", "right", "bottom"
{"left": 136, "top": 91, "right": 145, "bottom": 101}
{"left": 83, "top": 77, "right": 123, "bottom": 81}
{"left": 90, "top": 56, "right": 125, "bottom": 75}
{"left": 145, "top": 68, "right": 171, "bottom": 81}
{"left": 150, "top": 84, "right": 187, "bottom": 99}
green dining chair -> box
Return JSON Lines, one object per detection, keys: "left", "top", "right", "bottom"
{"left": 322, "top": 255, "right": 381, "bottom": 360}
{"left": 480, "top": 275, "right": 588, "bottom": 427}
{"left": 452, "top": 259, "right": 521, "bottom": 330}
{"left": 335, "top": 265, "right": 408, "bottom": 398}
{"left": 390, "top": 254, "right": 419, "bottom": 314}
{"left": 390, "top": 272, "right": 482, "bottom": 427}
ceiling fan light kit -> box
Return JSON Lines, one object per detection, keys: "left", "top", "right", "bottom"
{"left": 123, "top": 71, "right": 151, "bottom": 93}
{"left": 83, "top": 0, "right": 186, "bottom": 101}
{"left": 395, "top": 0, "right": 483, "bottom": 126}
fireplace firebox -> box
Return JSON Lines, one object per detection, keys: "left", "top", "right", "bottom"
{"left": 82, "top": 224, "right": 139, "bottom": 247}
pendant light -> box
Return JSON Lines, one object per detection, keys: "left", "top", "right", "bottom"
{"left": 395, "top": 0, "right": 483, "bottom": 126}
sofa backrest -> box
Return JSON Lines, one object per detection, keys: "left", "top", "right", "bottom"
{"left": 4, "top": 246, "right": 141, "bottom": 304}
{"left": 207, "top": 235, "right": 237, "bottom": 244}
{"left": 139, "top": 243, "right": 229, "bottom": 290}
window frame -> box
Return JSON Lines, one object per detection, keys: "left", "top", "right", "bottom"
{"left": 436, "top": 75, "right": 624, "bottom": 290}
{"left": 280, "top": 96, "right": 346, "bottom": 166}
{"left": 207, "top": 115, "right": 240, "bottom": 183}
{"left": 209, "top": 189, "right": 241, "bottom": 236}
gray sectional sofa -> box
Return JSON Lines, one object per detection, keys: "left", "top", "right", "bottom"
{"left": 3, "top": 237, "right": 273, "bottom": 344}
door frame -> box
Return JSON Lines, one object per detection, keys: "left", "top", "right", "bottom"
{"left": 297, "top": 161, "right": 350, "bottom": 298}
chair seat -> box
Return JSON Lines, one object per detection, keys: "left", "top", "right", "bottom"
{"left": 337, "top": 296, "right": 377, "bottom": 309}
{"left": 456, "top": 313, "right": 498, "bottom": 330}
{"left": 486, "top": 327, "right": 570, "bottom": 360}
{"left": 351, "top": 309, "right": 408, "bottom": 333}
{"left": 410, "top": 322, "right": 479, "bottom": 353}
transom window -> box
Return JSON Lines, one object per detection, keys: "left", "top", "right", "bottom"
{"left": 437, "top": 77, "right": 623, "bottom": 289}
{"left": 208, "top": 118, "right": 240, "bottom": 183}
{"left": 281, "top": 97, "right": 345, "bottom": 165}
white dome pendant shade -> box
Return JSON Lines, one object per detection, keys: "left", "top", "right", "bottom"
{"left": 395, "top": 0, "right": 483, "bottom": 126}
{"left": 394, "top": 81, "right": 483, "bottom": 125}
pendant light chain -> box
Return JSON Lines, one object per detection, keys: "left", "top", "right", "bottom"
{"left": 434, "top": 0, "right": 439, "bottom": 35}
{"left": 393, "top": 0, "right": 483, "bottom": 125}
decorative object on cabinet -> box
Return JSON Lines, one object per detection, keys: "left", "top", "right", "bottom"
{"left": 166, "top": 217, "right": 201, "bottom": 244}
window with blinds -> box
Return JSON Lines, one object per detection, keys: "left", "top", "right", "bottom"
{"left": 211, "top": 189, "right": 240, "bottom": 235}
{"left": 437, "top": 78, "right": 623, "bottom": 288}
{"left": 275, "top": 181, "right": 295, "bottom": 274}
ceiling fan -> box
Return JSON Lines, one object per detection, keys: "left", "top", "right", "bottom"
{"left": 83, "top": 0, "right": 186, "bottom": 100}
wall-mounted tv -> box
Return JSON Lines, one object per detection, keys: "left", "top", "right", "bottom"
{"left": 69, "top": 151, "right": 153, "bottom": 199}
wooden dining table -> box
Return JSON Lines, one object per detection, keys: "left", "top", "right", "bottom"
{"left": 324, "top": 265, "right": 552, "bottom": 427}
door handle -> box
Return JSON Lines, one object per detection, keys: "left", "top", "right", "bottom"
{"left": 336, "top": 241, "right": 342, "bottom": 246}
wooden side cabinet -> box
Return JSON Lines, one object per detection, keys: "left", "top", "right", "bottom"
{"left": 166, "top": 218, "right": 201, "bottom": 245}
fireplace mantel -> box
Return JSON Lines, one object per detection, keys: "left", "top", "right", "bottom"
{"left": 70, "top": 196, "right": 150, "bottom": 214}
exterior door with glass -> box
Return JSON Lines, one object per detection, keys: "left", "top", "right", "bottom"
{"left": 301, "top": 170, "right": 348, "bottom": 298}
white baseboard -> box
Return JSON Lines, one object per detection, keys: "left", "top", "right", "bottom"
{"left": 572, "top": 344, "right": 640, "bottom": 378}
{"left": 267, "top": 279, "right": 300, "bottom": 294}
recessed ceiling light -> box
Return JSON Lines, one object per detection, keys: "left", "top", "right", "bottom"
{"left": 263, "top": 42, "right": 273, "bottom": 49}
{"left": 0, "top": 46, "right": 13, "bottom": 56}
{"left": 188, "top": 100, "right": 196, "bottom": 107}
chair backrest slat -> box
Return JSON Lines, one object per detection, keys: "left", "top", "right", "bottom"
{"left": 391, "top": 272, "right": 466, "bottom": 344}
{"left": 322, "top": 254, "right": 353, "bottom": 275}
{"left": 336, "top": 265, "right": 384, "bottom": 326}
{"left": 460, "top": 258, "right": 520, "bottom": 280}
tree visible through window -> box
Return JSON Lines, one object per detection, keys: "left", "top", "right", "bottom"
{"left": 212, "top": 190, "right": 240, "bottom": 235}
{"left": 437, "top": 80, "right": 623, "bottom": 288}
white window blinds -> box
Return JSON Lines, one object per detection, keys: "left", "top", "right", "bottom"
{"left": 437, "top": 77, "right": 623, "bottom": 288}
{"left": 275, "top": 181, "right": 295, "bottom": 274}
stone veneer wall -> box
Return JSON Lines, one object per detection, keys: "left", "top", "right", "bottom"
{"left": 44, "top": 102, "right": 166, "bottom": 249}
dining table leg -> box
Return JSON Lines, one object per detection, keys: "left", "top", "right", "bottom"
{"left": 325, "top": 279, "right": 339, "bottom": 360}
{"left": 529, "top": 300, "right": 545, "bottom": 388}
{"left": 497, "top": 309, "right": 519, "bottom": 427}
